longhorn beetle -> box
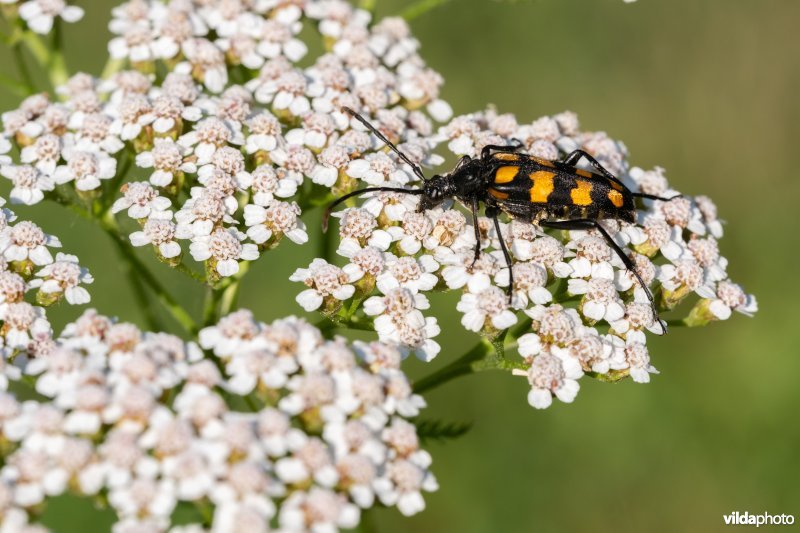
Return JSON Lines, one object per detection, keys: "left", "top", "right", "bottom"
{"left": 325, "top": 107, "right": 679, "bottom": 334}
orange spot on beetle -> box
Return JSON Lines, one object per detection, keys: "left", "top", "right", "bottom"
{"left": 489, "top": 188, "right": 509, "bottom": 200}
{"left": 570, "top": 180, "right": 593, "bottom": 206}
{"left": 532, "top": 157, "right": 555, "bottom": 168}
{"left": 494, "top": 153, "right": 519, "bottom": 162}
{"left": 608, "top": 189, "right": 625, "bottom": 208}
{"left": 575, "top": 169, "right": 592, "bottom": 178}
{"left": 529, "top": 171, "right": 555, "bottom": 203}
{"left": 494, "top": 166, "right": 519, "bottom": 184}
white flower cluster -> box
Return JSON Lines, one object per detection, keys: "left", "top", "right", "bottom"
{"left": 2, "top": 0, "right": 452, "bottom": 282}
{"left": 308, "top": 107, "right": 757, "bottom": 408}
{"left": 0, "top": 196, "right": 92, "bottom": 371}
{"left": 0, "top": 0, "right": 84, "bottom": 35}
{"left": 0, "top": 309, "right": 436, "bottom": 532}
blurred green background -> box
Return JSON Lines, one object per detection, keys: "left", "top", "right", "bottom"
{"left": 1, "top": 0, "right": 798, "bottom": 531}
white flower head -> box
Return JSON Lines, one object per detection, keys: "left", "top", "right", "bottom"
{"left": 1, "top": 165, "right": 55, "bottom": 206}
{"left": 189, "top": 228, "right": 259, "bottom": 278}
{"left": 111, "top": 182, "right": 172, "bottom": 220}
{"left": 290, "top": 259, "right": 356, "bottom": 312}
{"left": 53, "top": 148, "right": 117, "bottom": 191}
{"left": 29, "top": 252, "right": 93, "bottom": 305}
{"left": 19, "top": 0, "right": 84, "bottom": 35}
{"left": 0, "top": 220, "right": 61, "bottom": 266}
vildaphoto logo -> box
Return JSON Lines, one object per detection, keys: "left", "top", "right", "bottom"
{"left": 723, "top": 512, "right": 795, "bottom": 527}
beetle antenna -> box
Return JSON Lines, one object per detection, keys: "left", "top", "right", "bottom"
{"left": 633, "top": 192, "right": 683, "bottom": 201}
{"left": 323, "top": 186, "right": 424, "bottom": 232}
{"left": 342, "top": 106, "right": 429, "bottom": 182}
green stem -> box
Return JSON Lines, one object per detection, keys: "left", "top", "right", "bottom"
{"left": 413, "top": 340, "right": 494, "bottom": 394}
{"left": 357, "top": 508, "right": 378, "bottom": 533}
{"left": 313, "top": 318, "right": 337, "bottom": 335}
{"left": 243, "top": 394, "right": 261, "bottom": 412}
{"left": 100, "top": 57, "right": 126, "bottom": 81}
{"left": 48, "top": 19, "right": 69, "bottom": 89}
{"left": 102, "top": 151, "right": 133, "bottom": 212}
{"left": 100, "top": 213, "right": 198, "bottom": 335}
{"left": 508, "top": 316, "right": 532, "bottom": 342}
{"left": 0, "top": 72, "right": 28, "bottom": 97}
{"left": 11, "top": 43, "right": 35, "bottom": 93}
{"left": 173, "top": 262, "right": 207, "bottom": 284}
{"left": 317, "top": 220, "right": 336, "bottom": 263}
{"left": 203, "top": 286, "right": 224, "bottom": 327}
{"left": 20, "top": 30, "right": 68, "bottom": 90}
{"left": 666, "top": 319, "right": 689, "bottom": 328}
{"left": 194, "top": 501, "right": 214, "bottom": 528}
{"left": 219, "top": 278, "right": 242, "bottom": 317}
{"left": 401, "top": 0, "right": 451, "bottom": 21}
{"left": 124, "top": 258, "right": 162, "bottom": 332}
{"left": 50, "top": 187, "right": 92, "bottom": 220}
{"left": 358, "top": 0, "right": 377, "bottom": 14}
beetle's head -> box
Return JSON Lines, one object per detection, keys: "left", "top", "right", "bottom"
{"left": 419, "top": 174, "right": 452, "bottom": 211}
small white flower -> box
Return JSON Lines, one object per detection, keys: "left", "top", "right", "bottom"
{"left": 19, "top": 133, "right": 63, "bottom": 175}
{"left": 440, "top": 249, "right": 499, "bottom": 294}
{"left": 189, "top": 228, "right": 259, "bottom": 277}
{"left": 374, "top": 459, "right": 438, "bottom": 517}
{"left": 0, "top": 221, "right": 61, "bottom": 266}
{"left": 249, "top": 165, "right": 297, "bottom": 207}
{"left": 566, "top": 234, "right": 618, "bottom": 280}
{"left": 347, "top": 152, "right": 410, "bottom": 186}
{"left": 108, "top": 24, "right": 158, "bottom": 64}
{"left": 290, "top": 259, "right": 356, "bottom": 312}
{"left": 244, "top": 201, "right": 308, "bottom": 246}
{"left": 180, "top": 39, "right": 228, "bottom": 94}
{"left": 520, "top": 350, "right": 583, "bottom": 409}
{"left": 129, "top": 219, "right": 183, "bottom": 259}
{"left": 175, "top": 187, "right": 236, "bottom": 238}
{"left": 256, "top": 69, "right": 312, "bottom": 116}
{"left": 495, "top": 261, "right": 552, "bottom": 310}
{"left": 255, "top": 19, "right": 308, "bottom": 62}
{"left": 0, "top": 301, "right": 51, "bottom": 349}
{"left": 1, "top": 165, "right": 55, "bottom": 205}
{"left": 568, "top": 277, "right": 626, "bottom": 323}
{"left": 456, "top": 284, "right": 517, "bottom": 333}
{"left": 700, "top": 280, "right": 758, "bottom": 320}
{"left": 614, "top": 339, "right": 659, "bottom": 383}
{"left": 364, "top": 287, "right": 430, "bottom": 321}
{"left": 377, "top": 255, "right": 439, "bottom": 294}
{"left": 111, "top": 182, "right": 173, "bottom": 220}
{"left": 29, "top": 252, "right": 93, "bottom": 305}
{"left": 372, "top": 310, "right": 441, "bottom": 362}
{"left": 53, "top": 149, "right": 117, "bottom": 191}
{"left": 109, "top": 93, "right": 155, "bottom": 141}
{"left": 19, "top": 0, "right": 84, "bottom": 35}
{"left": 179, "top": 117, "right": 243, "bottom": 166}
{"left": 244, "top": 111, "right": 283, "bottom": 155}
{"left": 135, "top": 138, "right": 196, "bottom": 187}
{"left": 0, "top": 137, "right": 11, "bottom": 166}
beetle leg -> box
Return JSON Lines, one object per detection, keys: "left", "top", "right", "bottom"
{"left": 453, "top": 155, "right": 472, "bottom": 172}
{"left": 562, "top": 149, "right": 614, "bottom": 178}
{"left": 562, "top": 149, "right": 630, "bottom": 190}
{"left": 470, "top": 196, "right": 482, "bottom": 268}
{"left": 485, "top": 206, "right": 514, "bottom": 303}
{"left": 540, "top": 218, "right": 666, "bottom": 335}
{"left": 481, "top": 139, "right": 524, "bottom": 160}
